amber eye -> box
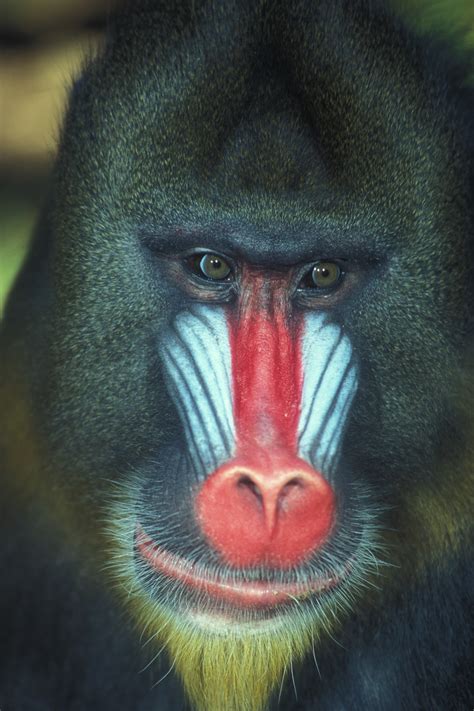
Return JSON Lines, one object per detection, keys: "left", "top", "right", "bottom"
{"left": 301, "top": 260, "right": 342, "bottom": 290}
{"left": 191, "top": 253, "right": 232, "bottom": 281}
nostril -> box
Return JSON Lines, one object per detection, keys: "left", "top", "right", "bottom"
{"left": 237, "top": 473, "right": 306, "bottom": 511}
{"left": 279, "top": 476, "right": 303, "bottom": 503}
{"left": 237, "top": 474, "right": 264, "bottom": 506}
{"left": 237, "top": 474, "right": 257, "bottom": 490}
{"left": 281, "top": 477, "right": 302, "bottom": 493}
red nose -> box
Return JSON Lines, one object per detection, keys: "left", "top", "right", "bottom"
{"left": 195, "top": 455, "right": 334, "bottom": 568}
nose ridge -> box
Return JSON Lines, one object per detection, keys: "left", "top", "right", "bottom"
{"left": 195, "top": 456, "right": 335, "bottom": 568}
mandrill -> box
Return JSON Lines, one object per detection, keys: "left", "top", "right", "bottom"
{"left": 0, "top": 1, "right": 473, "bottom": 710}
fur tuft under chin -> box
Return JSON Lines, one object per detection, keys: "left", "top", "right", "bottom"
{"left": 151, "top": 607, "right": 314, "bottom": 711}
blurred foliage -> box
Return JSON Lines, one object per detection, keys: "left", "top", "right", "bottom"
{"left": 1, "top": 0, "right": 474, "bottom": 315}
{"left": 1, "top": 0, "right": 110, "bottom": 35}
{"left": 393, "top": 0, "right": 474, "bottom": 80}
{"left": 1, "top": 195, "right": 36, "bottom": 315}
{"left": 0, "top": 0, "right": 103, "bottom": 315}
{"left": 1, "top": 39, "right": 94, "bottom": 162}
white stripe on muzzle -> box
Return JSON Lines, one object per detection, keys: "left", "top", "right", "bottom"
{"left": 160, "top": 305, "right": 235, "bottom": 478}
{"left": 298, "top": 313, "right": 358, "bottom": 476}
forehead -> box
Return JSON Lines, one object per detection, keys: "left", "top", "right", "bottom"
{"left": 84, "top": 6, "right": 438, "bottom": 190}
{"left": 61, "top": 1, "right": 471, "bottom": 267}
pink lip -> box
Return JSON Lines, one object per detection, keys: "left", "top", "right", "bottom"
{"left": 136, "top": 526, "right": 341, "bottom": 609}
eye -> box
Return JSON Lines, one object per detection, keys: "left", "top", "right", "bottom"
{"left": 189, "top": 253, "right": 232, "bottom": 281}
{"left": 300, "top": 261, "right": 342, "bottom": 290}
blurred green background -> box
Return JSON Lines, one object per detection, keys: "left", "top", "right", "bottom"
{"left": 1, "top": 0, "right": 473, "bottom": 316}
{"left": 0, "top": 0, "right": 107, "bottom": 315}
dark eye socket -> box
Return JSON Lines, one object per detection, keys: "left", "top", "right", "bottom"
{"left": 187, "top": 253, "right": 233, "bottom": 282}
{"left": 300, "top": 261, "right": 343, "bottom": 291}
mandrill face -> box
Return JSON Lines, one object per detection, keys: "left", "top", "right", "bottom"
{"left": 1, "top": 1, "right": 472, "bottom": 711}
{"left": 131, "top": 260, "right": 365, "bottom": 611}
{"left": 109, "top": 251, "right": 381, "bottom": 711}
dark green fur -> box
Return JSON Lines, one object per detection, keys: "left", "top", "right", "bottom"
{"left": 0, "top": 1, "right": 473, "bottom": 709}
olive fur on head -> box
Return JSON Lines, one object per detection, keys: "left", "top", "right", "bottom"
{"left": 0, "top": 1, "right": 473, "bottom": 710}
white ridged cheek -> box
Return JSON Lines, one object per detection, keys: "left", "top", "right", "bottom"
{"left": 160, "top": 305, "right": 357, "bottom": 480}
{"left": 298, "top": 313, "right": 358, "bottom": 475}
{"left": 160, "top": 304, "right": 236, "bottom": 478}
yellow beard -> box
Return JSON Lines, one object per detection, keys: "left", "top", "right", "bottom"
{"left": 137, "top": 603, "right": 318, "bottom": 711}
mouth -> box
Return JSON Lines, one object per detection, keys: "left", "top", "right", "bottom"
{"left": 136, "top": 525, "right": 344, "bottom": 609}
